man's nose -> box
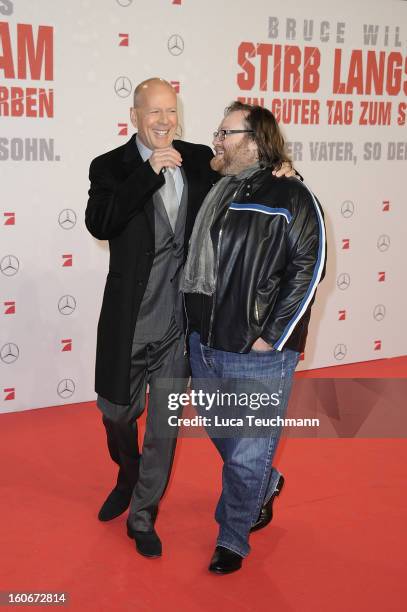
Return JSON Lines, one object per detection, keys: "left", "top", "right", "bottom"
{"left": 213, "top": 133, "right": 222, "bottom": 146}
{"left": 158, "top": 111, "right": 171, "bottom": 123}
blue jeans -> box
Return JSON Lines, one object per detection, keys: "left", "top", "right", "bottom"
{"left": 189, "top": 331, "right": 299, "bottom": 557}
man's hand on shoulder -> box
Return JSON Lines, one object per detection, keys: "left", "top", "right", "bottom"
{"left": 149, "top": 147, "right": 182, "bottom": 174}
{"left": 272, "top": 161, "right": 297, "bottom": 178}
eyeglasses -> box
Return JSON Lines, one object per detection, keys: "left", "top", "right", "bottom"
{"left": 213, "top": 129, "right": 254, "bottom": 141}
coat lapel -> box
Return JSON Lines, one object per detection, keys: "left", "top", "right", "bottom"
{"left": 122, "top": 135, "right": 155, "bottom": 233}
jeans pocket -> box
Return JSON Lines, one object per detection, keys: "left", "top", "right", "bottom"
{"left": 201, "top": 344, "right": 215, "bottom": 369}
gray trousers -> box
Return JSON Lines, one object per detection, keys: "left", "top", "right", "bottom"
{"left": 97, "top": 318, "right": 189, "bottom": 531}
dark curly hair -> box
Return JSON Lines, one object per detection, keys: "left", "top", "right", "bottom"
{"left": 224, "top": 101, "right": 291, "bottom": 170}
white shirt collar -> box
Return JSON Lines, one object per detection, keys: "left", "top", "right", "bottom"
{"left": 135, "top": 134, "right": 153, "bottom": 162}
{"left": 135, "top": 134, "right": 180, "bottom": 176}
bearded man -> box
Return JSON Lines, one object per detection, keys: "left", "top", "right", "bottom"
{"left": 183, "top": 101, "right": 326, "bottom": 573}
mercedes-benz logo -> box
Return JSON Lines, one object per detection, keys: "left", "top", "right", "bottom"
{"left": 337, "top": 273, "right": 350, "bottom": 291}
{"left": 114, "top": 76, "right": 132, "bottom": 98}
{"left": 168, "top": 34, "right": 184, "bottom": 56}
{"left": 377, "top": 234, "right": 390, "bottom": 252}
{"left": 0, "top": 342, "right": 19, "bottom": 364}
{"left": 58, "top": 209, "right": 77, "bottom": 230}
{"left": 333, "top": 343, "right": 347, "bottom": 361}
{"left": 0, "top": 255, "right": 19, "bottom": 276}
{"left": 373, "top": 304, "right": 386, "bottom": 321}
{"left": 58, "top": 295, "right": 77, "bottom": 315}
{"left": 57, "top": 379, "right": 75, "bottom": 399}
{"left": 116, "top": 0, "right": 132, "bottom": 6}
{"left": 341, "top": 200, "right": 355, "bottom": 218}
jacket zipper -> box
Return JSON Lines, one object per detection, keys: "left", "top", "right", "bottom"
{"left": 208, "top": 187, "right": 238, "bottom": 346}
{"left": 255, "top": 298, "right": 260, "bottom": 325}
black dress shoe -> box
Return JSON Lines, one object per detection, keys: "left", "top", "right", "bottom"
{"left": 127, "top": 525, "right": 162, "bottom": 558}
{"left": 250, "top": 475, "right": 285, "bottom": 533}
{"left": 209, "top": 546, "right": 243, "bottom": 574}
{"left": 98, "top": 487, "right": 132, "bottom": 522}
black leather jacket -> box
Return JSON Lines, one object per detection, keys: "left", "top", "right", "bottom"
{"left": 197, "top": 168, "right": 326, "bottom": 354}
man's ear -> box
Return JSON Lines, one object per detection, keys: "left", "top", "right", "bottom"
{"left": 130, "top": 107, "right": 137, "bottom": 129}
{"left": 247, "top": 137, "right": 258, "bottom": 156}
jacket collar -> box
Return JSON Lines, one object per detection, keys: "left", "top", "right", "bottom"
{"left": 123, "top": 134, "right": 141, "bottom": 164}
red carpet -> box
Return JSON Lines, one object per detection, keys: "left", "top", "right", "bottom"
{"left": 1, "top": 356, "right": 406, "bottom": 611}
{"left": 297, "top": 355, "right": 407, "bottom": 378}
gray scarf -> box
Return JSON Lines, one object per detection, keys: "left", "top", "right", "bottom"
{"left": 182, "top": 163, "right": 262, "bottom": 295}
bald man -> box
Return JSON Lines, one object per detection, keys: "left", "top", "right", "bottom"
{"left": 86, "top": 78, "right": 218, "bottom": 558}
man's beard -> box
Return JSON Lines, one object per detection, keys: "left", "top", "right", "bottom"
{"left": 210, "top": 139, "right": 258, "bottom": 175}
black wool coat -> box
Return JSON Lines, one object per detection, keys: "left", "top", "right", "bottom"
{"left": 85, "top": 135, "right": 216, "bottom": 404}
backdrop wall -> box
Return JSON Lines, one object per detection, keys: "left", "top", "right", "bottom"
{"left": 1, "top": 0, "right": 406, "bottom": 412}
